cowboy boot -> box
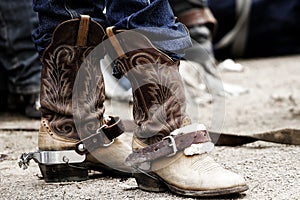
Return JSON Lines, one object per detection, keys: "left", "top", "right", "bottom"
{"left": 170, "top": 0, "right": 217, "bottom": 38}
{"left": 170, "top": 0, "right": 226, "bottom": 96}
{"left": 37, "top": 15, "right": 131, "bottom": 182}
{"left": 106, "top": 28, "right": 248, "bottom": 197}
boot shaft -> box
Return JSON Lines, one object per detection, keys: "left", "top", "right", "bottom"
{"left": 106, "top": 28, "right": 191, "bottom": 144}
{"left": 40, "top": 16, "right": 106, "bottom": 141}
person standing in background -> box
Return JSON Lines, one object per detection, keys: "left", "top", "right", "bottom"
{"left": 0, "top": 0, "right": 41, "bottom": 118}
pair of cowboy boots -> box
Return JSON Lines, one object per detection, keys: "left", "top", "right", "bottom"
{"left": 38, "top": 15, "right": 248, "bottom": 197}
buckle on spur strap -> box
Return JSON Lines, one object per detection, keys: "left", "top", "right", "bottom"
{"left": 162, "top": 136, "right": 178, "bottom": 157}
{"left": 96, "top": 124, "right": 115, "bottom": 147}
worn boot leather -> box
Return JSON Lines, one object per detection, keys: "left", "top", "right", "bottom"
{"left": 106, "top": 28, "right": 248, "bottom": 196}
{"left": 38, "top": 16, "right": 132, "bottom": 182}
{"left": 131, "top": 135, "right": 248, "bottom": 196}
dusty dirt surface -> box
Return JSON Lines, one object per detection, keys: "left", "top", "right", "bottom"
{"left": 1, "top": 55, "right": 300, "bottom": 200}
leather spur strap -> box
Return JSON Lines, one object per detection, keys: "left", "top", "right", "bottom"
{"left": 126, "top": 130, "right": 211, "bottom": 167}
{"left": 75, "top": 116, "right": 125, "bottom": 154}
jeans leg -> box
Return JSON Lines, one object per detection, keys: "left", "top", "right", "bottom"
{"left": 105, "top": 0, "right": 192, "bottom": 59}
{"left": 32, "top": 0, "right": 106, "bottom": 55}
{"left": 0, "top": 65, "right": 8, "bottom": 110}
{"left": 0, "top": 0, "right": 41, "bottom": 95}
{"left": 0, "top": 66, "right": 8, "bottom": 92}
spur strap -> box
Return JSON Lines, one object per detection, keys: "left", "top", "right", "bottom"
{"left": 75, "top": 116, "right": 125, "bottom": 154}
{"left": 126, "top": 124, "right": 211, "bottom": 167}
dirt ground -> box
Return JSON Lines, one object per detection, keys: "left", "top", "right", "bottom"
{"left": 0, "top": 55, "right": 300, "bottom": 200}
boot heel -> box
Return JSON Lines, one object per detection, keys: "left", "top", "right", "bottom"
{"left": 39, "top": 164, "right": 88, "bottom": 182}
{"left": 134, "top": 172, "right": 167, "bottom": 192}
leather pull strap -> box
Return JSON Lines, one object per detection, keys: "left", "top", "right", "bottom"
{"left": 76, "top": 15, "right": 91, "bottom": 46}
{"left": 106, "top": 27, "right": 126, "bottom": 58}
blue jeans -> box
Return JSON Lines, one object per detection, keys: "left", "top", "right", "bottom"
{"left": 0, "top": 0, "right": 41, "bottom": 95}
{"left": 32, "top": 0, "right": 192, "bottom": 59}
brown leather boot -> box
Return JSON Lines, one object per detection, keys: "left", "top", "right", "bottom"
{"left": 106, "top": 28, "right": 248, "bottom": 197}
{"left": 38, "top": 16, "right": 132, "bottom": 182}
